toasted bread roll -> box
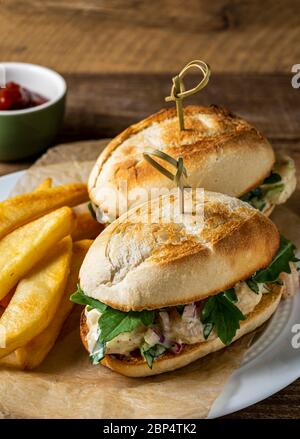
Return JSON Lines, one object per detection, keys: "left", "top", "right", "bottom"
{"left": 89, "top": 105, "right": 275, "bottom": 222}
{"left": 80, "top": 190, "right": 279, "bottom": 311}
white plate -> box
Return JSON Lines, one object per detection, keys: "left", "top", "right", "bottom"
{"left": 0, "top": 170, "right": 25, "bottom": 200}
{"left": 0, "top": 170, "right": 300, "bottom": 418}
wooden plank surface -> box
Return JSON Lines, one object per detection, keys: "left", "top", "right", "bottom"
{"left": 0, "top": 0, "right": 299, "bottom": 74}
{"left": 62, "top": 73, "right": 300, "bottom": 140}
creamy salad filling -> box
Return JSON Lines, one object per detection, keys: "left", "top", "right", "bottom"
{"left": 240, "top": 156, "right": 296, "bottom": 213}
{"left": 85, "top": 281, "right": 268, "bottom": 357}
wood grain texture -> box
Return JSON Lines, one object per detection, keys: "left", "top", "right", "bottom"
{"left": 0, "top": 160, "right": 31, "bottom": 178}
{"left": 62, "top": 73, "right": 300, "bottom": 140}
{"left": 0, "top": 0, "right": 299, "bottom": 73}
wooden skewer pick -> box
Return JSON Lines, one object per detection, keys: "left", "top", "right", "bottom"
{"left": 143, "top": 150, "right": 188, "bottom": 214}
{"left": 165, "top": 59, "right": 211, "bottom": 131}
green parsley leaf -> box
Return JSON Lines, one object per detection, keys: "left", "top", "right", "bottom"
{"left": 201, "top": 290, "right": 245, "bottom": 345}
{"left": 90, "top": 335, "right": 106, "bottom": 365}
{"left": 240, "top": 187, "right": 261, "bottom": 203}
{"left": 176, "top": 305, "right": 185, "bottom": 315}
{"left": 262, "top": 173, "right": 282, "bottom": 185}
{"left": 72, "top": 286, "right": 155, "bottom": 347}
{"left": 253, "top": 235, "right": 298, "bottom": 284}
{"left": 139, "top": 310, "right": 155, "bottom": 326}
{"left": 140, "top": 343, "right": 166, "bottom": 369}
{"left": 246, "top": 278, "right": 260, "bottom": 294}
{"left": 223, "top": 288, "right": 237, "bottom": 302}
{"left": 70, "top": 284, "right": 107, "bottom": 313}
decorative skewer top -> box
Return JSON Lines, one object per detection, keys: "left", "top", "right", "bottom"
{"left": 143, "top": 149, "right": 188, "bottom": 214}
{"left": 165, "top": 60, "right": 211, "bottom": 131}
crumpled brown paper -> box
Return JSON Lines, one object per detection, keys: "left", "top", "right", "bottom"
{"left": 0, "top": 140, "right": 299, "bottom": 419}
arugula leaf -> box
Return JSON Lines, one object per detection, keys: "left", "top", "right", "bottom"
{"left": 88, "top": 308, "right": 155, "bottom": 365}
{"left": 223, "top": 288, "right": 237, "bottom": 302}
{"left": 139, "top": 310, "right": 155, "bottom": 326}
{"left": 90, "top": 335, "right": 106, "bottom": 365}
{"left": 244, "top": 235, "right": 299, "bottom": 294}
{"left": 262, "top": 173, "right": 281, "bottom": 185}
{"left": 87, "top": 201, "right": 97, "bottom": 220}
{"left": 240, "top": 187, "right": 262, "bottom": 203}
{"left": 176, "top": 305, "right": 185, "bottom": 315}
{"left": 253, "top": 235, "right": 298, "bottom": 284}
{"left": 140, "top": 343, "right": 166, "bottom": 369}
{"left": 70, "top": 284, "right": 107, "bottom": 313}
{"left": 99, "top": 309, "right": 143, "bottom": 342}
{"left": 240, "top": 187, "right": 266, "bottom": 211}
{"left": 246, "top": 278, "right": 260, "bottom": 294}
{"left": 203, "top": 322, "right": 213, "bottom": 340}
{"left": 201, "top": 290, "right": 245, "bottom": 345}
{"left": 98, "top": 308, "right": 155, "bottom": 343}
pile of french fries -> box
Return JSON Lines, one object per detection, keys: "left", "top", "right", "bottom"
{"left": 0, "top": 178, "right": 103, "bottom": 369}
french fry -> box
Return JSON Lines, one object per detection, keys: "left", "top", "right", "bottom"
{"left": 35, "top": 178, "right": 52, "bottom": 191}
{"left": 72, "top": 213, "right": 104, "bottom": 241}
{"left": 16, "top": 239, "right": 93, "bottom": 369}
{"left": 0, "top": 207, "right": 75, "bottom": 301}
{"left": 0, "top": 237, "right": 72, "bottom": 359}
{"left": 0, "top": 182, "right": 88, "bottom": 239}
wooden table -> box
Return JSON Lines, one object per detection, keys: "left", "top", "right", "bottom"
{"left": 0, "top": 72, "right": 299, "bottom": 418}
{"left": 1, "top": 1, "right": 299, "bottom": 75}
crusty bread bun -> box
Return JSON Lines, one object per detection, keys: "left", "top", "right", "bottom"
{"left": 88, "top": 105, "right": 275, "bottom": 221}
{"left": 80, "top": 284, "right": 282, "bottom": 377}
{"left": 79, "top": 190, "right": 280, "bottom": 311}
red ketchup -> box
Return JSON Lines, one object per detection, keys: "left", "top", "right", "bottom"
{"left": 0, "top": 82, "right": 48, "bottom": 110}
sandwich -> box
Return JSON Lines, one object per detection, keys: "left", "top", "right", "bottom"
{"left": 88, "top": 105, "right": 296, "bottom": 223}
{"left": 71, "top": 190, "right": 299, "bottom": 377}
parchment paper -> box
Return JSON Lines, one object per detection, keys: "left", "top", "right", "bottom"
{"left": 0, "top": 140, "right": 299, "bottom": 419}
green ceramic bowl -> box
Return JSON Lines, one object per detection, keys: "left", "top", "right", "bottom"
{"left": 0, "top": 63, "right": 66, "bottom": 161}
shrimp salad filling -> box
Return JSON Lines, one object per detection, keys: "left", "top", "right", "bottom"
{"left": 71, "top": 236, "right": 299, "bottom": 369}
